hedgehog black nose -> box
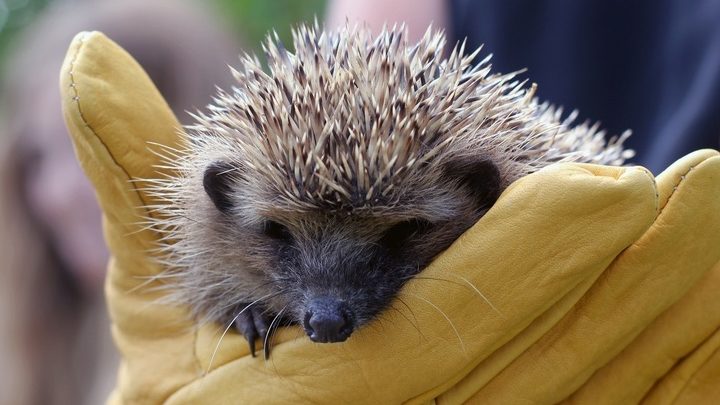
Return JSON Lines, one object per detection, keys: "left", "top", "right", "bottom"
{"left": 303, "top": 298, "right": 353, "bottom": 343}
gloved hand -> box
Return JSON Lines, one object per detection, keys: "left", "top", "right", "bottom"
{"left": 61, "top": 32, "right": 720, "bottom": 404}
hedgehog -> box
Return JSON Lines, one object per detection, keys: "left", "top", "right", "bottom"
{"left": 145, "top": 24, "right": 633, "bottom": 359}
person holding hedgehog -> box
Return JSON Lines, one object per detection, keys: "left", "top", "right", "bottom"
{"left": 49, "top": 0, "right": 720, "bottom": 403}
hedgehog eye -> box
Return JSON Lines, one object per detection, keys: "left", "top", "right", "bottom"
{"left": 263, "top": 220, "right": 292, "bottom": 242}
{"left": 380, "top": 219, "right": 433, "bottom": 250}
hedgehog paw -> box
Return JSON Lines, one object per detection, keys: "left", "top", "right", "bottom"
{"left": 231, "top": 304, "right": 270, "bottom": 358}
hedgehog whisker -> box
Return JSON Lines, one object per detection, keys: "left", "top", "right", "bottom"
{"left": 408, "top": 274, "right": 503, "bottom": 317}
{"left": 399, "top": 292, "right": 467, "bottom": 355}
{"left": 395, "top": 296, "right": 424, "bottom": 340}
{"left": 206, "top": 292, "right": 283, "bottom": 375}
{"left": 407, "top": 275, "right": 465, "bottom": 287}
{"left": 451, "top": 274, "right": 503, "bottom": 317}
{"left": 211, "top": 283, "right": 289, "bottom": 320}
{"left": 263, "top": 305, "right": 288, "bottom": 361}
{"left": 387, "top": 303, "right": 425, "bottom": 342}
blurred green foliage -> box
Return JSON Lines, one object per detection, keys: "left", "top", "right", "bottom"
{"left": 0, "top": 0, "right": 326, "bottom": 72}
{"left": 216, "top": 0, "right": 326, "bottom": 53}
{"left": 0, "top": 0, "right": 51, "bottom": 65}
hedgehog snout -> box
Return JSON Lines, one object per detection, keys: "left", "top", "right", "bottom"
{"left": 303, "top": 297, "right": 354, "bottom": 343}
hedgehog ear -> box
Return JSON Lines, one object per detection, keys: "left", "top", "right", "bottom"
{"left": 203, "top": 161, "right": 237, "bottom": 213}
{"left": 444, "top": 157, "right": 502, "bottom": 210}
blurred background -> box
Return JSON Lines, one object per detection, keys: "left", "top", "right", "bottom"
{"left": 0, "top": 0, "right": 718, "bottom": 404}
{"left": 0, "top": 1, "right": 325, "bottom": 404}
{"left": 0, "top": 0, "right": 326, "bottom": 66}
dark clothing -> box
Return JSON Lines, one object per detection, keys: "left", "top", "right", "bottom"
{"left": 450, "top": 0, "right": 720, "bottom": 173}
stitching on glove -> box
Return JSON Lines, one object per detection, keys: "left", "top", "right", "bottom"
{"left": 66, "top": 33, "right": 151, "bottom": 210}
{"left": 661, "top": 165, "right": 694, "bottom": 212}
{"left": 66, "top": 33, "right": 204, "bottom": 397}
{"left": 637, "top": 166, "right": 660, "bottom": 214}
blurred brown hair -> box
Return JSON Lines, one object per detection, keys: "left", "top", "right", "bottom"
{"left": 0, "top": 1, "right": 242, "bottom": 403}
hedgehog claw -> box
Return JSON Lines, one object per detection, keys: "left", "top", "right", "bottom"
{"left": 232, "top": 305, "right": 270, "bottom": 357}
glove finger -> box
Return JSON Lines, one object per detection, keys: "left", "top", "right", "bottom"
{"left": 470, "top": 152, "right": 720, "bottom": 404}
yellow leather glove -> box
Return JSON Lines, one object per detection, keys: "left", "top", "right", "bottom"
{"left": 61, "top": 32, "right": 720, "bottom": 404}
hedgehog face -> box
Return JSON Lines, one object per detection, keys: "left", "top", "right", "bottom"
{"left": 202, "top": 156, "right": 501, "bottom": 343}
